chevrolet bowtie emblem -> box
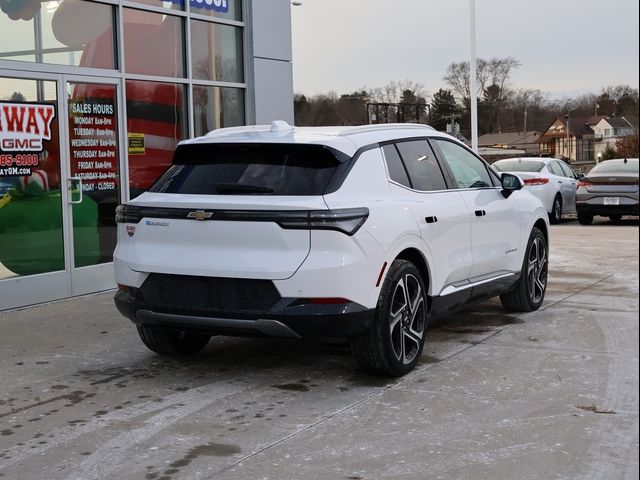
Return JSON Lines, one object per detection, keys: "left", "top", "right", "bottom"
{"left": 187, "top": 210, "right": 213, "bottom": 221}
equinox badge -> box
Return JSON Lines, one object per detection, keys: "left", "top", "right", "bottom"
{"left": 187, "top": 210, "right": 213, "bottom": 221}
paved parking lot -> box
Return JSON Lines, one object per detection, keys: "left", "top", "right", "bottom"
{"left": 1, "top": 218, "right": 638, "bottom": 480}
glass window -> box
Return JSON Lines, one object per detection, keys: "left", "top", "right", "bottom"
{"left": 433, "top": 139, "right": 492, "bottom": 189}
{"left": 193, "top": 86, "right": 244, "bottom": 136}
{"left": 0, "top": 1, "right": 116, "bottom": 69}
{"left": 589, "top": 159, "right": 639, "bottom": 175}
{"left": 0, "top": 77, "right": 63, "bottom": 278}
{"left": 558, "top": 161, "right": 576, "bottom": 178}
{"left": 151, "top": 144, "right": 341, "bottom": 195}
{"left": 547, "top": 161, "right": 564, "bottom": 176}
{"left": 123, "top": 8, "right": 185, "bottom": 77}
{"left": 189, "top": 0, "right": 242, "bottom": 22}
{"left": 190, "top": 20, "right": 243, "bottom": 82}
{"left": 67, "top": 82, "right": 120, "bottom": 266}
{"left": 125, "top": 80, "right": 188, "bottom": 198}
{"left": 382, "top": 144, "right": 410, "bottom": 188}
{"left": 129, "top": 0, "right": 185, "bottom": 12}
{"left": 492, "top": 159, "right": 545, "bottom": 172}
{"left": 395, "top": 140, "right": 447, "bottom": 192}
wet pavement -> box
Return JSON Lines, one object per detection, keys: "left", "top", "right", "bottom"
{"left": 0, "top": 218, "right": 638, "bottom": 479}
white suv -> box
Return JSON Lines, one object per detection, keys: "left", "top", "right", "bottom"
{"left": 114, "top": 122, "right": 549, "bottom": 376}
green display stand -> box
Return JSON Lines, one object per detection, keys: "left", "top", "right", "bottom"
{"left": 0, "top": 188, "right": 100, "bottom": 276}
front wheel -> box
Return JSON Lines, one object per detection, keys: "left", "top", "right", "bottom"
{"left": 351, "top": 259, "right": 427, "bottom": 377}
{"left": 500, "top": 227, "right": 548, "bottom": 312}
{"left": 137, "top": 325, "right": 210, "bottom": 356}
{"left": 549, "top": 195, "right": 562, "bottom": 224}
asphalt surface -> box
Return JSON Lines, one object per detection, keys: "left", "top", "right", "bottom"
{"left": 1, "top": 217, "right": 638, "bottom": 480}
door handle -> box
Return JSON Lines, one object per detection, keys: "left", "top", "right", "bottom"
{"left": 558, "top": 180, "right": 563, "bottom": 183}
{"left": 425, "top": 216, "right": 438, "bottom": 224}
{"left": 69, "top": 177, "right": 83, "bottom": 204}
{"left": 475, "top": 210, "right": 486, "bottom": 217}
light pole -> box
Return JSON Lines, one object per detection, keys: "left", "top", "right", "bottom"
{"left": 469, "top": 0, "right": 478, "bottom": 152}
{"left": 565, "top": 114, "right": 570, "bottom": 161}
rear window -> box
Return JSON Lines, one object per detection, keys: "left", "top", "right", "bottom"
{"left": 150, "top": 143, "right": 347, "bottom": 195}
{"left": 589, "top": 159, "right": 639, "bottom": 175}
{"left": 493, "top": 159, "right": 544, "bottom": 172}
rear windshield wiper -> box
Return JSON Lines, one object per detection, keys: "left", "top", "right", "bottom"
{"left": 215, "top": 183, "right": 275, "bottom": 194}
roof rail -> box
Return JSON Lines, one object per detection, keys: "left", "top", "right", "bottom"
{"left": 205, "top": 124, "right": 272, "bottom": 137}
{"left": 339, "top": 123, "right": 435, "bottom": 136}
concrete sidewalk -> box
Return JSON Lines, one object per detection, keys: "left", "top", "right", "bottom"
{"left": 1, "top": 221, "right": 638, "bottom": 479}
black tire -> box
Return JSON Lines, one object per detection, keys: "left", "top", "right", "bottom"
{"left": 577, "top": 212, "right": 593, "bottom": 225}
{"left": 350, "top": 259, "right": 427, "bottom": 377}
{"left": 500, "top": 227, "right": 548, "bottom": 312}
{"left": 549, "top": 195, "right": 562, "bottom": 224}
{"left": 609, "top": 214, "right": 622, "bottom": 223}
{"left": 136, "top": 325, "right": 210, "bottom": 356}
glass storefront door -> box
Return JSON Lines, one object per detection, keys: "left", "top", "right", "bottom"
{"left": 0, "top": 73, "right": 123, "bottom": 310}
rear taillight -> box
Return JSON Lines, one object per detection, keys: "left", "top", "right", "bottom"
{"left": 277, "top": 208, "right": 369, "bottom": 236}
{"left": 577, "top": 179, "right": 592, "bottom": 188}
{"left": 523, "top": 178, "right": 549, "bottom": 186}
{"left": 115, "top": 205, "right": 142, "bottom": 223}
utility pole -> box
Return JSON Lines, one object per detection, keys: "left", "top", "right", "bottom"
{"left": 565, "top": 114, "right": 571, "bottom": 161}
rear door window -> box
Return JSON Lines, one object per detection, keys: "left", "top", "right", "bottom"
{"left": 547, "top": 161, "right": 564, "bottom": 177}
{"left": 150, "top": 143, "right": 345, "bottom": 195}
{"left": 382, "top": 144, "right": 411, "bottom": 188}
{"left": 558, "top": 161, "right": 576, "bottom": 178}
{"left": 395, "top": 140, "right": 448, "bottom": 191}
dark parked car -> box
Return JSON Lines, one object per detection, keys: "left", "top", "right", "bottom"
{"left": 576, "top": 158, "right": 639, "bottom": 224}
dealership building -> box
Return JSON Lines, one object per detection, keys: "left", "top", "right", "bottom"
{"left": 0, "top": 0, "right": 294, "bottom": 310}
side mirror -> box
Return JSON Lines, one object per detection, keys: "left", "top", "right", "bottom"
{"left": 575, "top": 172, "right": 585, "bottom": 179}
{"left": 501, "top": 173, "right": 524, "bottom": 198}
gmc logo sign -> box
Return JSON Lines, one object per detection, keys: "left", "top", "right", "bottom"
{"left": 1, "top": 138, "right": 43, "bottom": 151}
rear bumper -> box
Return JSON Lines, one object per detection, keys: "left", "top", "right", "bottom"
{"left": 576, "top": 202, "right": 639, "bottom": 217}
{"left": 114, "top": 288, "right": 375, "bottom": 340}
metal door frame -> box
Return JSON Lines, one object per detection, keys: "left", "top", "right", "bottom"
{"left": 60, "top": 74, "right": 125, "bottom": 297}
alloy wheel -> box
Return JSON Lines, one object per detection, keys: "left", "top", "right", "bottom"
{"left": 527, "top": 236, "right": 548, "bottom": 304}
{"left": 553, "top": 197, "right": 561, "bottom": 222}
{"left": 389, "top": 274, "right": 426, "bottom": 364}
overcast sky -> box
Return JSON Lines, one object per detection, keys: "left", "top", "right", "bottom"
{"left": 291, "top": 0, "right": 640, "bottom": 98}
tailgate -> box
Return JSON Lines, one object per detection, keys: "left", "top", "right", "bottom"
{"left": 117, "top": 194, "right": 328, "bottom": 280}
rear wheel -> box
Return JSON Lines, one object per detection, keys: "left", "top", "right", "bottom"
{"left": 500, "top": 227, "right": 548, "bottom": 312}
{"left": 137, "top": 325, "right": 210, "bottom": 356}
{"left": 351, "top": 259, "right": 427, "bottom": 377}
{"left": 549, "top": 195, "right": 562, "bottom": 224}
{"left": 577, "top": 212, "right": 593, "bottom": 225}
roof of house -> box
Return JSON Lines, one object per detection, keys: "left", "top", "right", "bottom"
{"left": 537, "top": 116, "right": 605, "bottom": 142}
{"left": 600, "top": 117, "right": 633, "bottom": 128}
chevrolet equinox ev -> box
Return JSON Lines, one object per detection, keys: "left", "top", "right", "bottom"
{"left": 114, "top": 122, "right": 549, "bottom": 377}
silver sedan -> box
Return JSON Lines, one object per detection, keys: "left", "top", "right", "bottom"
{"left": 576, "top": 158, "right": 639, "bottom": 224}
{"left": 492, "top": 157, "right": 579, "bottom": 224}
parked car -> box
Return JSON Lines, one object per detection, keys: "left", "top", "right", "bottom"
{"left": 576, "top": 158, "right": 639, "bottom": 225}
{"left": 492, "top": 157, "right": 580, "bottom": 224}
{"left": 114, "top": 122, "right": 549, "bottom": 377}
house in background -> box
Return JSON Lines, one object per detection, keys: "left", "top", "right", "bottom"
{"left": 591, "top": 117, "right": 635, "bottom": 160}
{"left": 536, "top": 116, "right": 635, "bottom": 170}
{"left": 477, "top": 131, "right": 541, "bottom": 156}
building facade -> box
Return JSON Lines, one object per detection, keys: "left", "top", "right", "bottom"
{"left": 0, "top": 0, "right": 294, "bottom": 310}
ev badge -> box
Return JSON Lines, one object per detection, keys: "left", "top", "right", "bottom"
{"left": 187, "top": 210, "right": 213, "bottom": 221}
